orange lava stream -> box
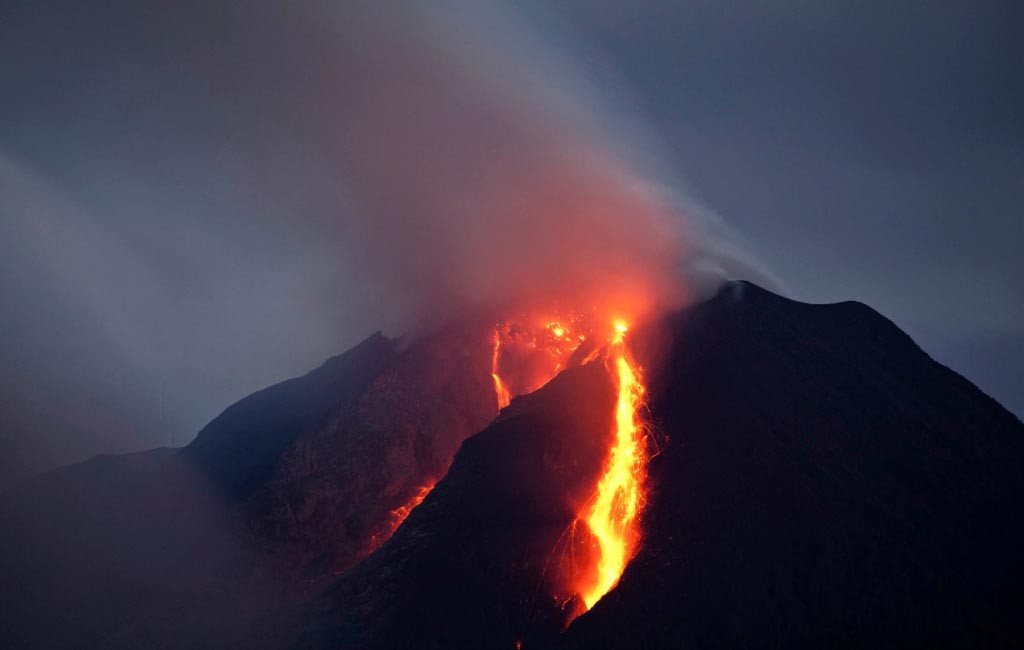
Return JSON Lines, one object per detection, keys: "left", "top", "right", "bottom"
{"left": 490, "top": 313, "right": 590, "bottom": 410}
{"left": 491, "top": 331, "right": 512, "bottom": 409}
{"left": 578, "top": 322, "right": 647, "bottom": 609}
{"left": 487, "top": 312, "right": 649, "bottom": 613}
{"left": 366, "top": 481, "right": 436, "bottom": 555}
{"left": 388, "top": 482, "right": 435, "bottom": 529}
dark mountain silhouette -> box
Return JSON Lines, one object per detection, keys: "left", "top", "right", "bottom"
{"left": 0, "top": 322, "right": 499, "bottom": 648}
{"left": 560, "top": 282, "right": 1024, "bottom": 648}
{"left": 2, "top": 282, "right": 1021, "bottom": 649}
{"left": 183, "top": 331, "right": 399, "bottom": 500}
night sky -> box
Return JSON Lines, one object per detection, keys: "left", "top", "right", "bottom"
{"left": 1, "top": 0, "right": 1020, "bottom": 490}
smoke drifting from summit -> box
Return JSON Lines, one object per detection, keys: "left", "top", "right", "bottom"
{"left": 0, "top": 0, "right": 765, "bottom": 486}
{"left": 322, "top": 2, "right": 750, "bottom": 328}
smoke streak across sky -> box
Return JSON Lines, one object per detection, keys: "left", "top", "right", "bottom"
{"left": 0, "top": 0, "right": 1020, "bottom": 489}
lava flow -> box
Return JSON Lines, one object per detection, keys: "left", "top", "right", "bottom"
{"left": 575, "top": 321, "right": 649, "bottom": 611}
{"left": 366, "top": 481, "right": 436, "bottom": 555}
{"left": 491, "top": 331, "right": 512, "bottom": 409}
{"left": 388, "top": 482, "right": 435, "bottom": 529}
{"left": 491, "top": 313, "right": 651, "bottom": 616}
{"left": 489, "top": 312, "right": 595, "bottom": 410}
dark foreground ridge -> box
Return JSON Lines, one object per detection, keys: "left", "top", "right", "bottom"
{"left": 560, "top": 281, "right": 1024, "bottom": 648}
{"left": 2, "top": 282, "right": 1021, "bottom": 648}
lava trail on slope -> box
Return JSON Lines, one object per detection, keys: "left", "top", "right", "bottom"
{"left": 275, "top": 282, "right": 1024, "bottom": 650}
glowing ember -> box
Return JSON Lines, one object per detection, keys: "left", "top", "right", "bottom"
{"left": 576, "top": 322, "right": 648, "bottom": 610}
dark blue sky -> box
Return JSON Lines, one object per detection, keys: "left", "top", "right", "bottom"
{"left": 550, "top": 0, "right": 1022, "bottom": 410}
{"left": 1, "top": 0, "right": 1020, "bottom": 488}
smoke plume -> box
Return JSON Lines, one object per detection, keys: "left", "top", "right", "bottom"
{"left": 318, "top": 1, "right": 760, "bottom": 328}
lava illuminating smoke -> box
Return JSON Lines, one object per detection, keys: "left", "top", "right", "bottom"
{"left": 489, "top": 312, "right": 595, "bottom": 410}
{"left": 367, "top": 481, "right": 436, "bottom": 554}
{"left": 577, "top": 322, "right": 648, "bottom": 609}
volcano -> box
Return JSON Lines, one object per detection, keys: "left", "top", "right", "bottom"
{"left": 2, "top": 282, "right": 1022, "bottom": 649}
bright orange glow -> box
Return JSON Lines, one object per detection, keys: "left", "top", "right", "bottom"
{"left": 576, "top": 323, "right": 648, "bottom": 610}
{"left": 388, "top": 482, "right": 435, "bottom": 530}
{"left": 365, "top": 480, "right": 436, "bottom": 556}
{"left": 491, "top": 331, "right": 512, "bottom": 409}
{"left": 488, "top": 310, "right": 597, "bottom": 408}
{"left": 486, "top": 311, "right": 651, "bottom": 621}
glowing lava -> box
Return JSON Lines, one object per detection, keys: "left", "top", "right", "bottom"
{"left": 366, "top": 481, "right": 436, "bottom": 555}
{"left": 388, "top": 482, "right": 435, "bottom": 529}
{"left": 489, "top": 312, "right": 651, "bottom": 615}
{"left": 577, "top": 321, "right": 648, "bottom": 610}
{"left": 491, "top": 330, "right": 512, "bottom": 409}
{"left": 489, "top": 312, "right": 595, "bottom": 409}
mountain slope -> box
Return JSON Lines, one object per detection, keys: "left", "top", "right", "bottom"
{"left": 3, "top": 282, "right": 1021, "bottom": 649}
{"left": 559, "top": 281, "right": 1024, "bottom": 648}
{"left": 183, "top": 331, "right": 398, "bottom": 500}
{"left": 287, "top": 281, "right": 1024, "bottom": 648}
{"left": 299, "top": 360, "right": 617, "bottom": 649}
{"left": 0, "top": 324, "right": 501, "bottom": 648}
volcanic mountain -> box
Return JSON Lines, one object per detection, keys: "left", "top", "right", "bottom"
{"left": 2, "top": 282, "right": 1022, "bottom": 649}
